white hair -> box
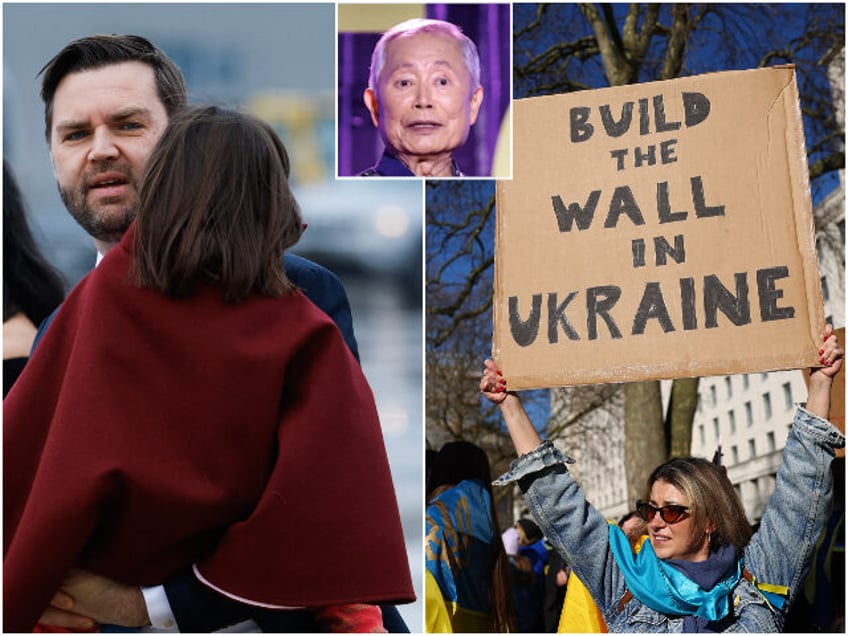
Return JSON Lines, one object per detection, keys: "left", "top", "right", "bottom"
{"left": 367, "top": 18, "right": 481, "bottom": 95}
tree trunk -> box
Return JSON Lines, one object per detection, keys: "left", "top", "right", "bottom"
{"left": 624, "top": 380, "right": 667, "bottom": 505}
{"left": 666, "top": 377, "right": 700, "bottom": 457}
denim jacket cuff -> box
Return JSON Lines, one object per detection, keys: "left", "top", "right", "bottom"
{"left": 795, "top": 404, "right": 845, "bottom": 448}
{"left": 492, "top": 439, "right": 575, "bottom": 486}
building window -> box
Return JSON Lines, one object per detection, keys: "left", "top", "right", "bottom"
{"left": 782, "top": 382, "right": 793, "bottom": 410}
{"left": 731, "top": 445, "right": 739, "bottom": 464}
{"left": 761, "top": 372, "right": 769, "bottom": 381}
{"left": 748, "top": 438, "right": 756, "bottom": 459}
{"left": 821, "top": 276, "right": 830, "bottom": 302}
{"left": 763, "top": 393, "right": 772, "bottom": 420}
{"left": 710, "top": 385, "right": 717, "bottom": 407}
{"left": 713, "top": 417, "right": 720, "bottom": 440}
{"left": 743, "top": 374, "right": 750, "bottom": 390}
{"left": 767, "top": 432, "right": 776, "bottom": 453}
{"left": 699, "top": 424, "right": 705, "bottom": 447}
{"left": 745, "top": 401, "right": 753, "bottom": 427}
{"left": 728, "top": 410, "right": 736, "bottom": 434}
{"left": 725, "top": 376, "right": 732, "bottom": 398}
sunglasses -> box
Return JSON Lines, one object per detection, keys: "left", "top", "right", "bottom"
{"left": 635, "top": 500, "right": 690, "bottom": 524}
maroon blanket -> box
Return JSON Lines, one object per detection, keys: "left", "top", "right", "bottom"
{"left": 4, "top": 227, "right": 414, "bottom": 631}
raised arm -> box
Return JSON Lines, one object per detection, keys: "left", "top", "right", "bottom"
{"left": 743, "top": 327, "right": 845, "bottom": 607}
{"left": 481, "top": 359, "right": 627, "bottom": 618}
{"left": 480, "top": 359, "right": 542, "bottom": 455}
{"left": 806, "top": 324, "right": 842, "bottom": 420}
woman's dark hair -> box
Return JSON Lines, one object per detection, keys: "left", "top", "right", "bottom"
{"left": 428, "top": 441, "right": 516, "bottom": 632}
{"left": 133, "top": 106, "right": 303, "bottom": 304}
{"left": 645, "top": 456, "right": 753, "bottom": 556}
{"left": 516, "top": 518, "right": 543, "bottom": 544}
{"left": 3, "top": 162, "right": 66, "bottom": 324}
{"left": 427, "top": 440, "right": 493, "bottom": 497}
{"left": 39, "top": 34, "right": 186, "bottom": 140}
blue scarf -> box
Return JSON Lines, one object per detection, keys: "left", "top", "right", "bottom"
{"left": 608, "top": 525, "right": 741, "bottom": 621}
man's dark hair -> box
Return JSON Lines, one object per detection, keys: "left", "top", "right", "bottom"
{"left": 39, "top": 34, "right": 187, "bottom": 141}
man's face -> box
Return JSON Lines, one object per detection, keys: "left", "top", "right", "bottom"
{"left": 49, "top": 61, "right": 169, "bottom": 246}
{"left": 365, "top": 31, "right": 483, "bottom": 166}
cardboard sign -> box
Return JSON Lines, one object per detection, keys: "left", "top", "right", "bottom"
{"left": 495, "top": 66, "right": 824, "bottom": 389}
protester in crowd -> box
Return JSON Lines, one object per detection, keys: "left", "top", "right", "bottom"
{"left": 618, "top": 510, "right": 648, "bottom": 551}
{"left": 2, "top": 161, "right": 66, "bottom": 396}
{"left": 4, "top": 106, "right": 414, "bottom": 632}
{"left": 425, "top": 441, "right": 515, "bottom": 632}
{"left": 516, "top": 519, "right": 548, "bottom": 578}
{"left": 543, "top": 547, "right": 569, "bottom": 633}
{"left": 501, "top": 524, "right": 520, "bottom": 557}
{"left": 511, "top": 518, "right": 547, "bottom": 632}
{"left": 360, "top": 18, "right": 483, "bottom": 177}
{"left": 480, "top": 326, "right": 844, "bottom": 631}
{"left": 784, "top": 456, "right": 845, "bottom": 632}
{"left": 25, "top": 33, "right": 413, "bottom": 633}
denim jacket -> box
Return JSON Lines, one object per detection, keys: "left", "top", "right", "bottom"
{"left": 495, "top": 406, "right": 844, "bottom": 632}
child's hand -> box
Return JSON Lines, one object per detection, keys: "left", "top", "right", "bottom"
{"left": 480, "top": 359, "right": 509, "bottom": 404}
{"left": 811, "top": 324, "right": 843, "bottom": 382}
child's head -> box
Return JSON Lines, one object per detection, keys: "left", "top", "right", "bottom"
{"left": 134, "top": 105, "right": 304, "bottom": 303}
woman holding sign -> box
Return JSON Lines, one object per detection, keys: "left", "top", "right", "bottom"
{"left": 480, "top": 328, "right": 843, "bottom": 632}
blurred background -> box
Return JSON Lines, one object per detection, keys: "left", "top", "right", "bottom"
{"left": 337, "top": 2, "right": 512, "bottom": 177}
{"left": 3, "top": 3, "right": 423, "bottom": 630}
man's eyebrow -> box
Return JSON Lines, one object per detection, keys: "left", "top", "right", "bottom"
{"left": 54, "top": 107, "right": 154, "bottom": 132}
{"left": 388, "top": 59, "right": 457, "bottom": 75}
{"left": 107, "top": 106, "right": 154, "bottom": 122}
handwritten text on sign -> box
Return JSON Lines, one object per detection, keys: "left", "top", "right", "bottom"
{"left": 495, "top": 68, "right": 822, "bottom": 388}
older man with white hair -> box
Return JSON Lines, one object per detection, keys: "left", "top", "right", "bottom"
{"left": 361, "top": 18, "right": 484, "bottom": 177}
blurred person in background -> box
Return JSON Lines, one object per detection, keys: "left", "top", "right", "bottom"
{"left": 3, "top": 161, "right": 66, "bottom": 397}
{"left": 360, "top": 18, "right": 483, "bottom": 177}
{"left": 543, "top": 547, "right": 569, "bottom": 633}
{"left": 618, "top": 510, "right": 648, "bottom": 551}
{"left": 511, "top": 518, "right": 547, "bottom": 632}
{"left": 21, "top": 32, "right": 413, "bottom": 632}
{"left": 784, "top": 456, "right": 845, "bottom": 632}
{"left": 425, "top": 441, "right": 515, "bottom": 632}
{"left": 501, "top": 524, "right": 520, "bottom": 558}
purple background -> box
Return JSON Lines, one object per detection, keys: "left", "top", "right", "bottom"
{"left": 338, "top": 4, "right": 511, "bottom": 177}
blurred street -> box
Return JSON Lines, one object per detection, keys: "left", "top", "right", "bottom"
{"left": 335, "top": 274, "right": 423, "bottom": 633}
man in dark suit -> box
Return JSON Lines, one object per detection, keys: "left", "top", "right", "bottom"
{"left": 32, "top": 33, "right": 406, "bottom": 632}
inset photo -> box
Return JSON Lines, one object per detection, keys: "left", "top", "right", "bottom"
{"left": 337, "top": 3, "right": 511, "bottom": 178}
